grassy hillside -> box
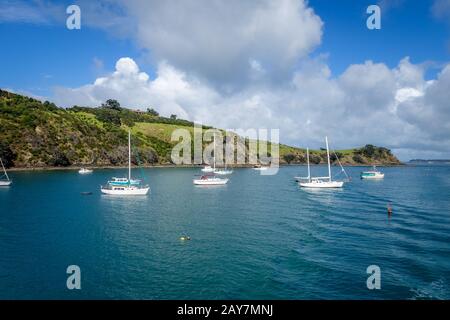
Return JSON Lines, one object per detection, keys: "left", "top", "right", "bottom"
{"left": 0, "top": 89, "right": 401, "bottom": 168}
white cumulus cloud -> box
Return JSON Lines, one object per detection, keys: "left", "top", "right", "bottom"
{"left": 53, "top": 56, "right": 450, "bottom": 160}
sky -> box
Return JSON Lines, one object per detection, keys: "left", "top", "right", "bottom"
{"left": 0, "top": 0, "right": 449, "bottom": 160}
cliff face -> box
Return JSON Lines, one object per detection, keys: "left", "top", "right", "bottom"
{"left": 0, "top": 89, "right": 401, "bottom": 168}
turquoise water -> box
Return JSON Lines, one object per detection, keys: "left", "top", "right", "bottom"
{"left": 1, "top": 165, "right": 449, "bottom": 299}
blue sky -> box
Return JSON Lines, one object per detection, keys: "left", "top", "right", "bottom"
{"left": 0, "top": 16, "right": 142, "bottom": 96}
{"left": 0, "top": 0, "right": 449, "bottom": 159}
{"left": 310, "top": 0, "right": 449, "bottom": 75}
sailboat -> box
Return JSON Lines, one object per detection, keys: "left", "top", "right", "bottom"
{"left": 298, "top": 137, "right": 346, "bottom": 188}
{"left": 0, "top": 158, "right": 12, "bottom": 186}
{"left": 193, "top": 174, "right": 229, "bottom": 185}
{"left": 100, "top": 131, "right": 150, "bottom": 195}
{"left": 194, "top": 133, "right": 229, "bottom": 185}
{"left": 361, "top": 165, "right": 384, "bottom": 179}
{"left": 214, "top": 147, "right": 233, "bottom": 175}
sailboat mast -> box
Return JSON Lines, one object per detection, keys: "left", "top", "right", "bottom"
{"left": 306, "top": 148, "right": 311, "bottom": 183}
{"left": 325, "top": 136, "right": 331, "bottom": 182}
{"left": 0, "top": 158, "right": 9, "bottom": 181}
{"left": 128, "top": 130, "right": 131, "bottom": 183}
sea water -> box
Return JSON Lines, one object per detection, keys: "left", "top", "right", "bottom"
{"left": 0, "top": 165, "right": 449, "bottom": 299}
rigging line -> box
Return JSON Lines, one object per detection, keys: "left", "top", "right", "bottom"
{"left": 135, "top": 148, "right": 147, "bottom": 183}
{"left": 130, "top": 136, "right": 147, "bottom": 184}
{"left": 333, "top": 151, "right": 351, "bottom": 181}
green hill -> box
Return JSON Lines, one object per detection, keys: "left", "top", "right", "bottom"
{"left": 0, "top": 89, "right": 400, "bottom": 168}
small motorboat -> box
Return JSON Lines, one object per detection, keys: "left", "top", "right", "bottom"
{"left": 214, "top": 168, "right": 233, "bottom": 175}
{"left": 201, "top": 165, "right": 214, "bottom": 173}
{"left": 361, "top": 166, "right": 384, "bottom": 179}
{"left": 253, "top": 165, "right": 269, "bottom": 171}
{"left": 78, "top": 168, "right": 93, "bottom": 174}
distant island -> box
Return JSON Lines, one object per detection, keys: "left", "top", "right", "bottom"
{"left": 0, "top": 89, "right": 401, "bottom": 169}
{"left": 408, "top": 159, "right": 450, "bottom": 165}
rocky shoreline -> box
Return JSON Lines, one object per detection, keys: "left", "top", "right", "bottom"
{"left": 7, "top": 162, "right": 406, "bottom": 172}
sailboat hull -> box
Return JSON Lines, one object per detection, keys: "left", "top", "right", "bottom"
{"left": 100, "top": 186, "right": 150, "bottom": 195}
{"left": 193, "top": 178, "right": 228, "bottom": 185}
{"left": 299, "top": 181, "right": 344, "bottom": 188}
{"left": 0, "top": 180, "right": 12, "bottom": 186}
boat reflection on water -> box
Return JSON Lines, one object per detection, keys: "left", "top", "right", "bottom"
{"left": 302, "top": 187, "right": 344, "bottom": 207}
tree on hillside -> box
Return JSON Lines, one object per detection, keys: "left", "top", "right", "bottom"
{"left": 283, "top": 153, "right": 296, "bottom": 164}
{"left": 170, "top": 114, "right": 177, "bottom": 120}
{"left": 309, "top": 154, "right": 322, "bottom": 164}
{"left": 361, "top": 144, "right": 376, "bottom": 157}
{"left": 0, "top": 143, "right": 16, "bottom": 168}
{"left": 330, "top": 152, "right": 343, "bottom": 163}
{"left": 352, "top": 154, "right": 365, "bottom": 164}
{"left": 147, "top": 108, "right": 159, "bottom": 116}
{"left": 96, "top": 108, "right": 121, "bottom": 126}
{"left": 102, "top": 99, "right": 121, "bottom": 111}
{"left": 47, "top": 149, "right": 71, "bottom": 167}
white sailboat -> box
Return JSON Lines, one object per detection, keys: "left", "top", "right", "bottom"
{"left": 194, "top": 133, "right": 229, "bottom": 185}
{"left": 214, "top": 150, "right": 233, "bottom": 175}
{"left": 101, "top": 131, "right": 150, "bottom": 195}
{"left": 193, "top": 174, "right": 229, "bottom": 185}
{"left": 298, "top": 137, "right": 345, "bottom": 189}
{"left": 0, "top": 158, "right": 12, "bottom": 186}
